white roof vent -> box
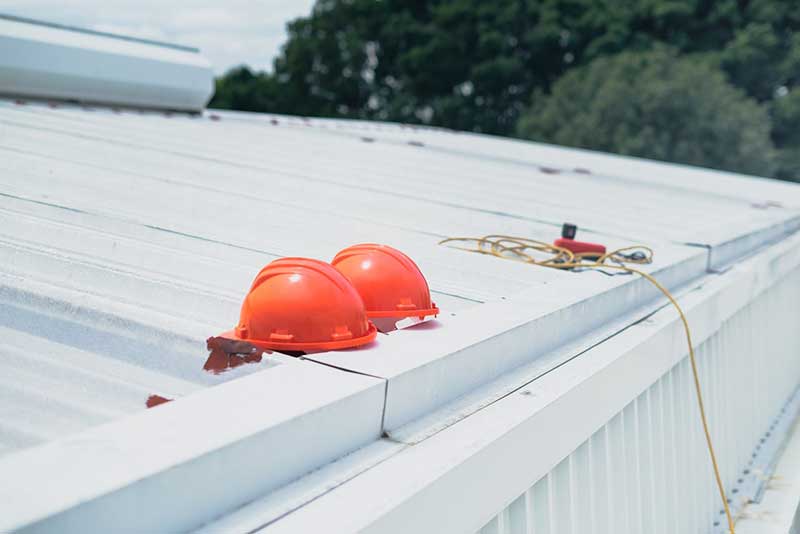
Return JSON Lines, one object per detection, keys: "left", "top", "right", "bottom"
{"left": 0, "top": 14, "right": 214, "bottom": 112}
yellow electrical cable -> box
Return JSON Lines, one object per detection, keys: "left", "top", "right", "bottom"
{"left": 439, "top": 235, "right": 735, "bottom": 534}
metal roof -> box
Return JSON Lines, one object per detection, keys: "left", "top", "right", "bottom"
{"left": 2, "top": 97, "right": 800, "bottom": 532}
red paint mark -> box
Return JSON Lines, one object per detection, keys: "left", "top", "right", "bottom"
{"left": 204, "top": 336, "right": 265, "bottom": 374}
{"left": 371, "top": 317, "right": 399, "bottom": 333}
{"left": 146, "top": 394, "right": 173, "bottom": 408}
{"left": 14, "top": 99, "right": 26, "bottom": 106}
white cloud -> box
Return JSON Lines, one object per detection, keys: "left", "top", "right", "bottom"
{"left": 0, "top": 0, "right": 316, "bottom": 73}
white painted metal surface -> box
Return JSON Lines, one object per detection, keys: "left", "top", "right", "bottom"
{"left": 0, "top": 360, "right": 384, "bottom": 534}
{"left": 240, "top": 227, "right": 800, "bottom": 534}
{"left": 475, "top": 267, "right": 800, "bottom": 534}
{"left": 0, "top": 14, "right": 213, "bottom": 111}
{"left": 1, "top": 97, "right": 799, "bottom": 533}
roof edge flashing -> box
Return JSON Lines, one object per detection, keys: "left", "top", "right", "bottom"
{"left": 0, "top": 361, "right": 385, "bottom": 534}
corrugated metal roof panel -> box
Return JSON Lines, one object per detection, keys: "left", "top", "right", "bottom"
{"left": 1, "top": 97, "right": 797, "bottom": 444}
{"left": 2, "top": 98, "right": 800, "bottom": 531}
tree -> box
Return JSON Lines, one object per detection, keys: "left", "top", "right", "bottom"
{"left": 516, "top": 49, "right": 777, "bottom": 177}
{"left": 771, "top": 88, "right": 800, "bottom": 181}
{"left": 209, "top": 0, "right": 800, "bottom": 179}
{"left": 211, "top": 0, "right": 800, "bottom": 135}
{"left": 210, "top": 67, "right": 281, "bottom": 112}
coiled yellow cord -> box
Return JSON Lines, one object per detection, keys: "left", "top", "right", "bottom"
{"left": 439, "top": 235, "right": 735, "bottom": 534}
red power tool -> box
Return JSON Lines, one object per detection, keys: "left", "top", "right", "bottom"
{"left": 554, "top": 223, "right": 606, "bottom": 257}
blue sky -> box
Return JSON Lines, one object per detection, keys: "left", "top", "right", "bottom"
{"left": 0, "top": 0, "right": 316, "bottom": 73}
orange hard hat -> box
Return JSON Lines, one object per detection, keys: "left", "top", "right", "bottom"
{"left": 331, "top": 244, "right": 439, "bottom": 319}
{"left": 220, "top": 258, "right": 377, "bottom": 352}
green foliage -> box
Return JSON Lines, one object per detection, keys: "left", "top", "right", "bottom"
{"left": 210, "top": 0, "right": 800, "bottom": 179}
{"left": 210, "top": 67, "right": 280, "bottom": 112}
{"left": 516, "top": 49, "right": 777, "bottom": 176}
{"left": 771, "top": 89, "right": 800, "bottom": 180}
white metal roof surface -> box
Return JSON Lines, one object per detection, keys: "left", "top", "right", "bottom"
{"left": 1, "top": 96, "right": 798, "bottom": 444}
{"left": 2, "top": 97, "right": 800, "bottom": 531}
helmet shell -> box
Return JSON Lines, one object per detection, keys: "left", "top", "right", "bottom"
{"left": 332, "top": 244, "right": 439, "bottom": 319}
{"left": 223, "top": 258, "right": 376, "bottom": 351}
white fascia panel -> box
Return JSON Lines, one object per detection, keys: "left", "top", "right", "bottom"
{"left": 0, "top": 360, "right": 385, "bottom": 534}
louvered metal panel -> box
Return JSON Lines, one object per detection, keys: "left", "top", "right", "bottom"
{"left": 477, "top": 267, "right": 800, "bottom": 534}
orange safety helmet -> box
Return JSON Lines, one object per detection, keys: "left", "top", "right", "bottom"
{"left": 331, "top": 244, "right": 439, "bottom": 319}
{"left": 219, "top": 258, "right": 377, "bottom": 352}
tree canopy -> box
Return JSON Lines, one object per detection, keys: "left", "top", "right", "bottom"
{"left": 516, "top": 49, "right": 777, "bottom": 176}
{"left": 210, "top": 0, "right": 800, "bottom": 180}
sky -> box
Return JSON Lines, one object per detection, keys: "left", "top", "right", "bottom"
{"left": 0, "top": 0, "right": 317, "bottom": 74}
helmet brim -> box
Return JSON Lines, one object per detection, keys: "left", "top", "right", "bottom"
{"left": 365, "top": 305, "right": 439, "bottom": 319}
{"left": 217, "top": 322, "right": 378, "bottom": 352}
